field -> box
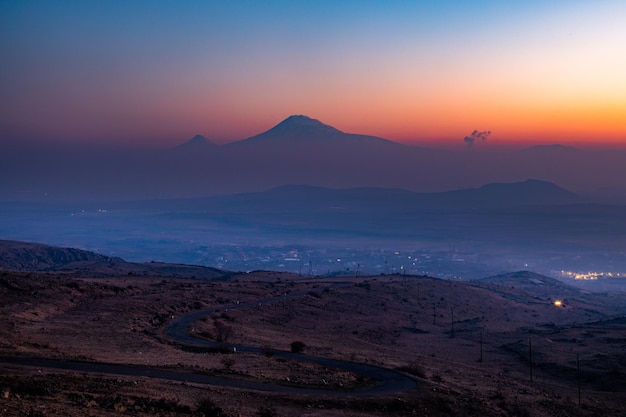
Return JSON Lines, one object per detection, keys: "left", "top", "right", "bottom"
{"left": 1, "top": 268, "right": 626, "bottom": 416}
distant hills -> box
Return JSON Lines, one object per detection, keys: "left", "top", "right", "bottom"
{"left": 2, "top": 114, "right": 626, "bottom": 202}
{"left": 478, "top": 270, "right": 582, "bottom": 298}
{"left": 164, "top": 179, "right": 584, "bottom": 213}
{"left": 0, "top": 240, "right": 228, "bottom": 278}
{"left": 432, "top": 179, "right": 581, "bottom": 208}
{"left": 0, "top": 239, "right": 587, "bottom": 295}
{"left": 108, "top": 178, "right": 617, "bottom": 255}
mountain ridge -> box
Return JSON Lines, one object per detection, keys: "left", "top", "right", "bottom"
{"left": 3, "top": 113, "right": 626, "bottom": 202}
{"left": 148, "top": 179, "right": 583, "bottom": 214}
{"left": 225, "top": 114, "right": 402, "bottom": 148}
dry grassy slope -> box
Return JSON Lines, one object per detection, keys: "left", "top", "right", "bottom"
{"left": 215, "top": 274, "right": 625, "bottom": 359}
{"left": 1, "top": 269, "right": 625, "bottom": 416}
{"left": 478, "top": 270, "right": 584, "bottom": 297}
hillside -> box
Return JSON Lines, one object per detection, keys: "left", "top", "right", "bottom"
{"left": 0, "top": 240, "right": 118, "bottom": 271}
{"left": 0, "top": 240, "right": 228, "bottom": 279}
{"left": 1, "top": 269, "right": 625, "bottom": 416}
{"left": 478, "top": 270, "right": 583, "bottom": 296}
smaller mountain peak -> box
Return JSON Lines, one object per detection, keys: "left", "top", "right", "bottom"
{"left": 188, "top": 134, "right": 212, "bottom": 145}
{"left": 176, "top": 134, "right": 216, "bottom": 149}
{"left": 190, "top": 134, "right": 209, "bottom": 142}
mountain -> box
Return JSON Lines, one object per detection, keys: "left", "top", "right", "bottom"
{"left": 3, "top": 114, "right": 626, "bottom": 203}
{"left": 226, "top": 115, "right": 402, "bottom": 148}
{"left": 114, "top": 179, "right": 614, "bottom": 261}
{"left": 262, "top": 179, "right": 581, "bottom": 209}
{"left": 175, "top": 134, "right": 216, "bottom": 150}
{"left": 148, "top": 179, "right": 582, "bottom": 214}
{"left": 428, "top": 179, "right": 583, "bottom": 209}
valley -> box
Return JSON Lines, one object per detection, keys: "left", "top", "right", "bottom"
{"left": 1, "top": 249, "right": 625, "bottom": 416}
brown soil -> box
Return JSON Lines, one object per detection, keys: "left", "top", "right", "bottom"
{"left": 1, "top": 269, "right": 625, "bottom": 416}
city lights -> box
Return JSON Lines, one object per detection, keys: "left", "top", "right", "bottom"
{"left": 558, "top": 270, "right": 625, "bottom": 281}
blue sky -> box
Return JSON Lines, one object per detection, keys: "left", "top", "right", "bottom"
{"left": 2, "top": 1, "right": 625, "bottom": 147}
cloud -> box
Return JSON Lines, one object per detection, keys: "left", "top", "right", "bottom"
{"left": 464, "top": 129, "right": 491, "bottom": 147}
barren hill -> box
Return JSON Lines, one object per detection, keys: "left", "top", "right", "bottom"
{"left": 478, "top": 270, "right": 580, "bottom": 294}
{"left": 1, "top": 269, "right": 626, "bottom": 416}
{"left": 0, "top": 240, "right": 118, "bottom": 271}
{"left": 0, "top": 240, "right": 228, "bottom": 279}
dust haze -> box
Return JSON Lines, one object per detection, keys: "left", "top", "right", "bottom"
{"left": 2, "top": 116, "right": 626, "bottom": 285}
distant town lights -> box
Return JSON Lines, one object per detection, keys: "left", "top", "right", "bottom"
{"left": 558, "top": 270, "right": 625, "bottom": 280}
{"left": 554, "top": 300, "right": 563, "bottom": 307}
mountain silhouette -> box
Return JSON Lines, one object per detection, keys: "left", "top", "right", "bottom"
{"left": 3, "top": 114, "right": 626, "bottom": 202}
{"left": 226, "top": 115, "right": 401, "bottom": 148}
{"left": 175, "top": 134, "right": 216, "bottom": 150}
{"left": 431, "top": 179, "right": 582, "bottom": 208}
{"left": 167, "top": 179, "right": 582, "bottom": 214}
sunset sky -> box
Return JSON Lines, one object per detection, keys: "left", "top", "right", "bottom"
{"left": 1, "top": 1, "right": 625, "bottom": 148}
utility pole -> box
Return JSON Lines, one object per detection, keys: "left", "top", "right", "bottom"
{"left": 479, "top": 331, "right": 483, "bottom": 362}
{"left": 433, "top": 303, "right": 436, "bottom": 325}
{"left": 417, "top": 282, "right": 422, "bottom": 307}
{"left": 450, "top": 308, "right": 455, "bottom": 338}
{"left": 529, "top": 338, "right": 533, "bottom": 382}
{"left": 577, "top": 353, "right": 581, "bottom": 406}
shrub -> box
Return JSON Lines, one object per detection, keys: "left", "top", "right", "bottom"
{"left": 397, "top": 363, "right": 426, "bottom": 379}
{"left": 290, "top": 341, "right": 306, "bottom": 353}
{"left": 196, "top": 398, "right": 229, "bottom": 417}
{"left": 256, "top": 405, "right": 278, "bottom": 417}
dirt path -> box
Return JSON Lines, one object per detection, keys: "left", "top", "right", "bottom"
{"left": 1, "top": 281, "right": 418, "bottom": 397}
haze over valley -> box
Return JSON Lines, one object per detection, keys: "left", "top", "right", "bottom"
{"left": 2, "top": 116, "right": 626, "bottom": 287}
{"left": 3, "top": 115, "right": 626, "bottom": 202}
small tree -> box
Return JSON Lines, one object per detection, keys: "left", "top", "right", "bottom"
{"left": 214, "top": 320, "right": 233, "bottom": 343}
{"left": 290, "top": 341, "right": 306, "bottom": 353}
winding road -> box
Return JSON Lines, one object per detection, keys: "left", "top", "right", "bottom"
{"left": 1, "top": 282, "right": 418, "bottom": 397}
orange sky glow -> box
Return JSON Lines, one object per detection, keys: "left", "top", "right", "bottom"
{"left": 1, "top": 1, "right": 625, "bottom": 148}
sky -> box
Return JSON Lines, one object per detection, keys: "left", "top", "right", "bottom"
{"left": 1, "top": 0, "right": 626, "bottom": 148}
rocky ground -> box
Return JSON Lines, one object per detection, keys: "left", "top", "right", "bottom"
{"left": 1, "top": 268, "right": 625, "bottom": 416}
